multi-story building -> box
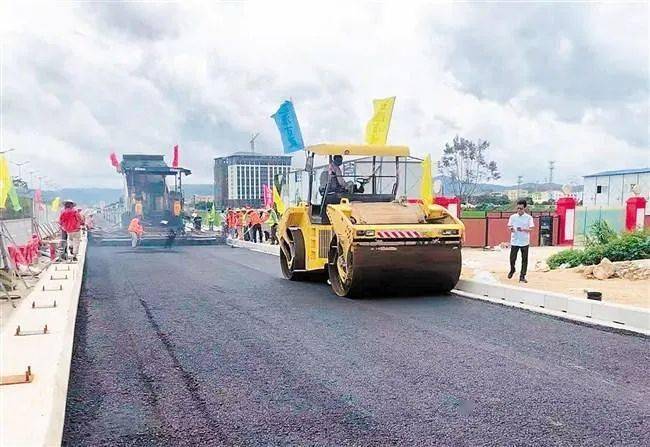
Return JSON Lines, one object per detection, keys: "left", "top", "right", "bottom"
{"left": 213, "top": 152, "right": 292, "bottom": 209}
{"left": 583, "top": 168, "right": 649, "bottom": 208}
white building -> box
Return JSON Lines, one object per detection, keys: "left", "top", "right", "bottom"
{"left": 505, "top": 189, "right": 529, "bottom": 201}
{"left": 213, "top": 152, "right": 292, "bottom": 208}
{"left": 582, "top": 168, "right": 650, "bottom": 208}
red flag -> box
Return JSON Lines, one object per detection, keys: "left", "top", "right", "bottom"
{"left": 110, "top": 152, "right": 119, "bottom": 168}
{"left": 172, "top": 145, "right": 179, "bottom": 168}
{"left": 34, "top": 189, "right": 42, "bottom": 204}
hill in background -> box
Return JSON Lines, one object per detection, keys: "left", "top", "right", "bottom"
{"left": 36, "top": 180, "right": 581, "bottom": 207}
{"left": 37, "top": 185, "right": 214, "bottom": 206}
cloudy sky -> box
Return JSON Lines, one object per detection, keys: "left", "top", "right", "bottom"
{"left": 1, "top": 1, "right": 648, "bottom": 188}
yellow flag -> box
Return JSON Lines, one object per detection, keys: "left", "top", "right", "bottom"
{"left": 51, "top": 197, "right": 61, "bottom": 212}
{"left": 0, "top": 155, "right": 12, "bottom": 209}
{"left": 364, "top": 97, "right": 396, "bottom": 145}
{"left": 272, "top": 185, "right": 286, "bottom": 215}
{"left": 420, "top": 154, "right": 433, "bottom": 205}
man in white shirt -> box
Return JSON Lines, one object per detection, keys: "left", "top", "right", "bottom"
{"left": 507, "top": 199, "right": 535, "bottom": 283}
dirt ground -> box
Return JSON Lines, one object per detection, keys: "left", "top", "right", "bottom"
{"left": 461, "top": 246, "right": 650, "bottom": 309}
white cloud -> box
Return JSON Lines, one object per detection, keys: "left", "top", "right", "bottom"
{"left": 0, "top": 1, "right": 647, "bottom": 189}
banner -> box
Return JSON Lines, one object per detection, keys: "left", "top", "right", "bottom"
{"left": 51, "top": 197, "right": 61, "bottom": 212}
{"left": 271, "top": 100, "right": 305, "bottom": 153}
{"left": 262, "top": 184, "right": 273, "bottom": 208}
{"left": 420, "top": 154, "right": 433, "bottom": 205}
{"left": 0, "top": 155, "right": 12, "bottom": 208}
{"left": 8, "top": 187, "right": 22, "bottom": 212}
{"left": 273, "top": 185, "right": 286, "bottom": 215}
{"left": 172, "top": 145, "right": 179, "bottom": 168}
{"left": 365, "top": 96, "right": 396, "bottom": 145}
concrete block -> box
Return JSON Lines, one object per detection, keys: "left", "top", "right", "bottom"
{"left": 500, "top": 286, "right": 544, "bottom": 307}
{"left": 519, "top": 290, "right": 545, "bottom": 307}
{"left": 590, "top": 302, "right": 622, "bottom": 324}
{"left": 502, "top": 285, "right": 522, "bottom": 303}
{"left": 620, "top": 309, "right": 650, "bottom": 330}
{"left": 544, "top": 293, "right": 568, "bottom": 312}
{"left": 456, "top": 279, "right": 484, "bottom": 295}
{"left": 566, "top": 298, "right": 592, "bottom": 318}
{"left": 487, "top": 283, "right": 507, "bottom": 300}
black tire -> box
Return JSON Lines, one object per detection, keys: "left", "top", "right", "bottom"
{"left": 280, "top": 247, "right": 306, "bottom": 281}
{"left": 327, "top": 243, "right": 362, "bottom": 298}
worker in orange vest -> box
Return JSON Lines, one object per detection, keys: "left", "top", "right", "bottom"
{"left": 248, "top": 209, "right": 268, "bottom": 243}
{"left": 234, "top": 209, "right": 244, "bottom": 239}
{"left": 128, "top": 215, "right": 144, "bottom": 248}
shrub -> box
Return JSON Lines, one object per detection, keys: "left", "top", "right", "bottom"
{"left": 585, "top": 220, "right": 618, "bottom": 247}
{"left": 547, "top": 249, "right": 584, "bottom": 269}
{"left": 547, "top": 230, "right": 650, "bottom": 269}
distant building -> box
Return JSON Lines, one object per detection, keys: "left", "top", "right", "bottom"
{"left": 505, "top": 189, "right": 529, "bottom": 201}
{"left": 213, "top": 152, "right": 292, "bottom": 208}
{"left": 582, "top": 168, "right": 650, "bottom": 208}
{"left": 530, "top": 190, "right": 565, "bottom": 204}
{"left": 191, "top": 195, "right": 213, "bottom": 204}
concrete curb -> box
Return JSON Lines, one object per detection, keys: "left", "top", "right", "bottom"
{"left": 228, "top": 238, "right": 280, "bottom": 256}
{"left": 0, "top": 236, "right": 88, "bottom": 446}
{"left": 453, "top": 279, "right": 649, "bottom": 336}
{"left": 227, "top": 238, "right": 649, "bottom": 336}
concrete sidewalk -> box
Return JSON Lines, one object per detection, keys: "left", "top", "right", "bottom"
{"left": 0, "top": 237, "right": 87, "bottom": 446}
{"left": 461, "top": 246, "right": 650, "bottom": 308}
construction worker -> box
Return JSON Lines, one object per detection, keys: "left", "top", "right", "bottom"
{"left": 128, "top": 215, "right": 144, "bottom": 248}
{"left": 234, "top": 209, "right": 244, "bottom": 239}
{"left": 58, "top": 200, "right": 83, "bottom": 261}
{"left": 226, "top": 208, "right": 235, "bottom": 238}
{"left": 248, "top": 209, "right": 267, "bottom": 243}
{"left": 328, "top": 155, "right": 353, "bottom": 192}
{"left": 267, "top": 206, "right": 280, "bottom": 245}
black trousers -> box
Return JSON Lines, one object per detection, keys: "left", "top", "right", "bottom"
{"left": 510, "top": 245, "right": 529, "bottom": 277}
{"left": 252, "top": 224, "right": 263, "bottom": 243}
{"left": 270, "top": 224, "right": 278, "bottom": 245}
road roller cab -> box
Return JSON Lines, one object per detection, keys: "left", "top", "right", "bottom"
{"left": 278, "top": 144, "right": 465, "bottom": 297}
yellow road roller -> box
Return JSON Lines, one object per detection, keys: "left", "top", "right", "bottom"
{"left": 277, "top": 144, "right": 464, "bottom": 297}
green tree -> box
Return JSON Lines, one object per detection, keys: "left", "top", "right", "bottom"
{"left": 438, "top": 136, "right": 500, "bottom": 203}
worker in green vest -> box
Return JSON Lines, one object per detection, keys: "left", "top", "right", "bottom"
{"left": 267, "top": 205, "right": 280, "bottom": 245}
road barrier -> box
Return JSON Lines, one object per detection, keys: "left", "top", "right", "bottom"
{"left": 228, "top": 238, "right": 649, "bottom": 336}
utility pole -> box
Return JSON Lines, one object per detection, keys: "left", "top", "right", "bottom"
{"left": 28, "top": 170, "right": 37, "bottom": 190}
{"left": 548, "top": 161, "right": 555, "bottom": 184}
{"left": 517, "top": 175, "right": 523, "bottom": 199}
{"left": 250, "top": 133, "right": 260, "bottom": 153}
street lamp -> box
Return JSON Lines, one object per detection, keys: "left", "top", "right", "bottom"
{"left": 11, "top": 160, "right": 29, "bottom": 180}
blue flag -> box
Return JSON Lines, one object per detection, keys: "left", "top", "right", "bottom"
{"left": 271, "top": 100, "right": 305, "bottom": 153}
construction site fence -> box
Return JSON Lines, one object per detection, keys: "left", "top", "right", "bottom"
{"left": 573, "top": 206, "right": 626, "bottom": 236}
{"left": 461, "top": 211, "right": 558, "bottom": 248}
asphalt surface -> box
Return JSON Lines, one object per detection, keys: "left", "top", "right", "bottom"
{"left": 63, "top": 246, "right": 650, "bottom": 446}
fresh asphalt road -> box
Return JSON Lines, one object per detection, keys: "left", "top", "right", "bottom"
{"left": 63, "top": 246, "right": 650, "bottom": 446}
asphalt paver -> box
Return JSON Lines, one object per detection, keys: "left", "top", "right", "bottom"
{"left": 63, "top": 246, "right": 650, "bottom": 446}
